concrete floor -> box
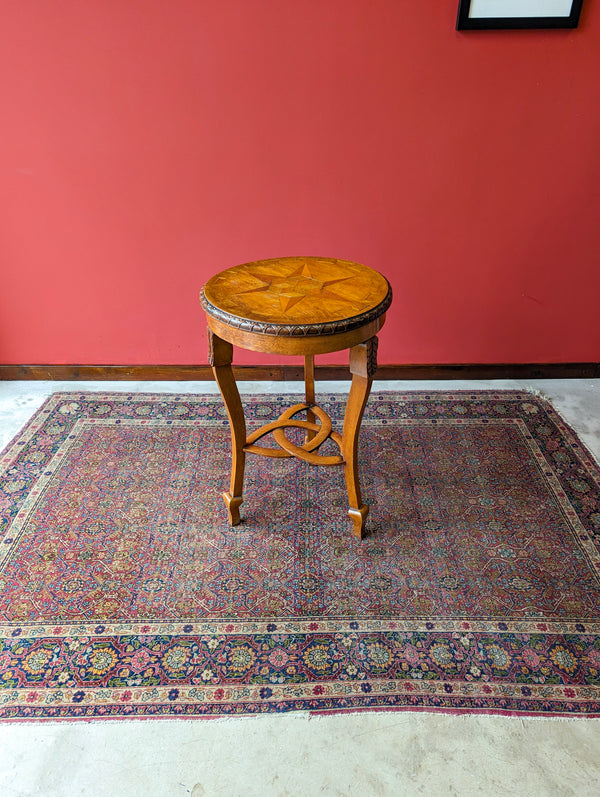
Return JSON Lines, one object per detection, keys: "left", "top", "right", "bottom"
{"left": 0, "top": 379, "right": 599, "bottom": 797}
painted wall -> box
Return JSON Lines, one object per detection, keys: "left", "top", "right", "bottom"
{"left": 1, "top": 1, "right": 599, "bottom": 366}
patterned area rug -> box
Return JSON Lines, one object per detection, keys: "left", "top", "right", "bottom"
{"left": 0, "top": 390, "right": 599, "bottom": 721}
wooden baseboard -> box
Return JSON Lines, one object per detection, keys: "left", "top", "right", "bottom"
{"left": 0, "top": 363, "right": 598, "bottom": 381}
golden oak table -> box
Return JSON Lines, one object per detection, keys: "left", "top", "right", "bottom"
{"left": 200, "top": 256, "right": 392, "bottom": 538}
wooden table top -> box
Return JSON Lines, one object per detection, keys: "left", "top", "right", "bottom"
{"left": 201, "top": 257, "right": 392, "bottom": 337}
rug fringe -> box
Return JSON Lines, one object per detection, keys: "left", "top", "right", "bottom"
{"left": 308, "top": 707, "right": 600, "bottom": 723}
{"left": 524, "top": 386, "right": 551, "bottom": 400}
{"left": 5, "top": 710, "right": 597, "bottom": 726}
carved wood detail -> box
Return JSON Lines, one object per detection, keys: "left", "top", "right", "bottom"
{"left": 201, "top": 291, "right": 392, "bottom": 338}
{"left": 366, "top": 336, "right": 379, "bottom": 378}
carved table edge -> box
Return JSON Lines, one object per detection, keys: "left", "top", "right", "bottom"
{"left": 199, "top": 283, "right": 392, "bottom": 338}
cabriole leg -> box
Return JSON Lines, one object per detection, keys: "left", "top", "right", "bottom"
{"left": 342, "top": 337, "right": 378, "bottom": 539}
{"left": 208, "top": 329, "right": 246, "bottom": 525}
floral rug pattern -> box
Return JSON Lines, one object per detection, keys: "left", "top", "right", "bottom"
{"left": 0, "top": 391, "right": 599, "bottom": 720}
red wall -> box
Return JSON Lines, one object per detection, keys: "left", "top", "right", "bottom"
{"left": 1, "top": 1, "right": 599, "bottom": 366}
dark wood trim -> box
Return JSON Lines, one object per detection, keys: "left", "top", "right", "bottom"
{"left": 200, "top": 281, "right": 392, "bottom": 338}
{"left": 1, "top": 363, "right": 598, "bottom": 381}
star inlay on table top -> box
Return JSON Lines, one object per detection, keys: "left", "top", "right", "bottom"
{"left": 201, "top": 257, "right": 391, "bottom": 334}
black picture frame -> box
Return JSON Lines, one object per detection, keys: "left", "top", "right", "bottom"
{"left": 456, "top": 0, "right": 583, "bottom": 30}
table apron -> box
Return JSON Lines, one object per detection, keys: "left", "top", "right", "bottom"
{"left": 206, "top": 315, "right": 386, "bottom": 356}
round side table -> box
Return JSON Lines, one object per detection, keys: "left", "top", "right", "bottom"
{"left": 200, "top": 256, "right": 392, "bottom": 539}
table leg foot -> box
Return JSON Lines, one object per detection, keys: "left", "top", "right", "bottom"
{"left": 223, "top": 492, "right": 243, "bottom": 526}
{"left": 348, "top": 505, "right": 369, "bottom": 539}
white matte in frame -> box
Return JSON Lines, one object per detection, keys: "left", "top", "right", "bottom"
{"left": 469, "top": 0, "right": 574, "bottom": 18}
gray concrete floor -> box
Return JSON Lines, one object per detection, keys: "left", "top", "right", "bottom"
{"left": 0, "top": 379, "right": 599, "bottom": 797}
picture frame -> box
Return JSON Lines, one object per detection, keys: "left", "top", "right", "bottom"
{"left": 456, "top": 0, "right": 583, "bottom": 30}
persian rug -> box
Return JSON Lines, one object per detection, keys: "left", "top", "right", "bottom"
{"left": 0, "top": 390, "right": 599, "bottom": 721}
